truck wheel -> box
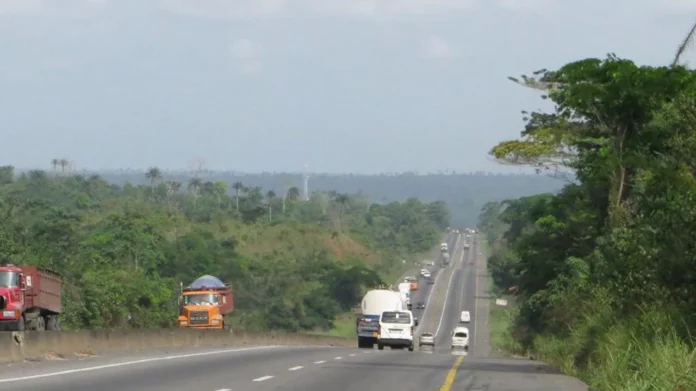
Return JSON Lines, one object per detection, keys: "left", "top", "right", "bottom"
{"left": 46, "top": 316, "right": 59, "bottom": 331}
{"left": 408, "top": 345, "right": 414, "bottom": 352}
{"left": 377, "top": 344, "right": 384, "bottom": 351}
{"left": 35, "top": 316, "right": 46, "bottom": 331}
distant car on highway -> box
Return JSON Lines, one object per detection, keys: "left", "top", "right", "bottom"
{"left": 419, "top": 332, "right": 434, "bottom": 347}
{"left": 451, "top": 327, "right": 469, "bottom": 350}
{"left": 422, "top": 271, "right": 431, "bottom": 278}
{"left": 460, "top": 311, "right": 471, "bottom": 323}
{"left": 427, "top": 278, "right": 435, "bottom": 284}
{"left": 416, "top": 301, "right": 425, "bottom": 309}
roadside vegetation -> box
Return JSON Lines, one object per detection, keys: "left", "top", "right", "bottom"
{"left": 0, "top": 165, "right": 449, "bottom": 332}
{"left": 476, "top": 35, "right": 696, "bottom": 390}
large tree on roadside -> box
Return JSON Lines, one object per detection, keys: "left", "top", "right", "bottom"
{"left": 492, "top": 55, "right": 696, "bottom": 226}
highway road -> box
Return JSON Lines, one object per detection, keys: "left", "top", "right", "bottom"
{"left": 408, "top": 233, "right": 458, "bottom": 327}
{"left": 0, "top": 233, "right": 589, "bottom": 390}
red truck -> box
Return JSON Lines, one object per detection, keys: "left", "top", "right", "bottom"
{"left": 0, "top": 263, "right": 62, "bottom": 331}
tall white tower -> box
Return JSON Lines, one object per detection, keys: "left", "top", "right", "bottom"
{"left": 302, "top": 164, "right": 310, "bottom": 201}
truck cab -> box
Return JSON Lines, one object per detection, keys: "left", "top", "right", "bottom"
{"left": 177, "top": 275, "right": 233, "bottom": 330}
{"left": 0, "top": 263, "right": 61, "bottom": 331}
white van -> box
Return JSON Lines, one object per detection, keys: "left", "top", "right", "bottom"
{"left": 460, "top": 311, "right": 471, "bottom": 323}
{"left": 377, "top": 310, "right": 417, "bottom": 352}
{"left": 451, "top": 326, "right": 469, "bottom": 350}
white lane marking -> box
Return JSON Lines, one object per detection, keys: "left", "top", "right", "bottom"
{"left": 288, "top": 366, "right": 303, "bottom": 371}
{"left": 314, "top": 360, "right": 326, "bottom": 364}
{"left": 253, "top": 375, "right": 274, "bottom": 382}
{"left": 0, "top": 346, "right": 281, "bottom": 383}
{"left": 334, "top": 356, "right": 343, "bottom": 360}
{"left": 434, "top": 246, "right": 466, "bottom": 338}
{"left": 417, "top": 234, "right": 458, "bottom": 333}
{"left": 215, "top": 389, "right": 232, "bottom": 391}
{"left": 349, "top": 353, "right": 356, "bottom": 356}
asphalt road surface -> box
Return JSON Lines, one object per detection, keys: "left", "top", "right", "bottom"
{"left": 0, "top": 233, "right": 589, "bottom": 391}
{"left": 409, "top": 233, "right": 458, "bottom": 327}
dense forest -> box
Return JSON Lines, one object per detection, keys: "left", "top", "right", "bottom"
{"left": 35, "top": 169, "right": 565, "bottom": 229}
{"left": 0, "top": 165, "right": 449, "bottom": 332}
{"left": 478, "top": 52, "right": 696, "bottom": 389}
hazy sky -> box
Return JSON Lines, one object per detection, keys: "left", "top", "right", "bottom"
{"left": 0, "top": 0, "right": 694, "bottom": 173}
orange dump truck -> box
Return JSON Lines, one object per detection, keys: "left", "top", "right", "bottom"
{"left": 410, "top": 281, "right": 419, "bottom": 291}
{"left": 177, "top": 275, "right": 234, "bottom": 330}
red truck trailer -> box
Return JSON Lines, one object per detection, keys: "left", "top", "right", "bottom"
{"left": 0, "top": 263, "right": 62, "bottom": 331}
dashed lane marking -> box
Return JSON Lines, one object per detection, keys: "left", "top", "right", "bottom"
{"left": 0, "top": 346, "right": 280, "bottom": 383}
{"left": 253, "top": 376, "right": 274, "bottom": 382}
{"left": 334, "top": 356, "right": 343, "bottom": 360}
{"left": 288, "top": 366, "right": 303, "bottom": 371}
{"left": 349, "top": 353, "right": 356, "bottom": 356}
{"left": 314, "top": 360, "right": 326, "bottom": 364}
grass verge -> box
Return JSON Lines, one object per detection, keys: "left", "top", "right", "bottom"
{"left": 530, "top": 308, "right": 696, "bottom": 390}
{"left": 486, "top": 275, "right": 523, "bottom": 358}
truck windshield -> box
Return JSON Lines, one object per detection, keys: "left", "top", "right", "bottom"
{"left": 0, "top": 271, "right": 19, "bottom": 288}
{"left": 184, "top": 293, "right": 218, "bottom": 305}
{"left": 381, "top": 311, "right": 411, "bottom": 324}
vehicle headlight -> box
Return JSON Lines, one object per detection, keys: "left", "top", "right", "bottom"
{"left": 179, "top": 321, "right": 188, "bottom": 326}
{"left": 211, "top": 319, "right": 221, "bottom": 325}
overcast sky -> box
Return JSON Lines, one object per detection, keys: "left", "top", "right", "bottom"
{"left": 0, "top": 0, "right": 694, "bottom": 173}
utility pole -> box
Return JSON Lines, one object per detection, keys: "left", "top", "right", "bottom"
{"left": 302, "top": 164, "right": 310, "bottom": 201}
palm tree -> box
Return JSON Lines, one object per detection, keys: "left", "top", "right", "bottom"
{"left": 232, "top": 181, "right": 244, "bottom": 211}
{"left": 283, "top": 186, "right": 300, "bottom": 214}
{"left": 213, "top": 181, "right": 227, "bottom": 209}
{"left": 266, "top": 190, "right": 276, "bottom": 221}
{"left": 145, "top": 167, "right": 162, "bottom": 195}
{"left": 58, "top": 159, "right": 69, "bottom": 174}
{"left": 188, "top": 178, "right": 202, "bottom": 209}
{"left": 287, "top": 186, "right": 301, "bottom": 201}
{"left": 334, "top": 193, "right": 350, "bottom": 230}
{"left": 50, "top": 159, "right": 59, "bottom": 177}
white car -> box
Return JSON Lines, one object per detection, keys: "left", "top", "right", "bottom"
{"left": 419, "top": 332, "right": 435, "bottom": 347}
{"left": 420, "top": 269, "right": 429, "bottom": 277}
{"left": 460, "top": 311, "right": 471, "bottom": 323}
{"left": 377, "top": 310, "right": 417, "bottom": 351}
{"left": 423, "top": 271, "right": 431, "bottom": 278}
{"left": 451, "top": 327, "right": 469, "bottom": 350}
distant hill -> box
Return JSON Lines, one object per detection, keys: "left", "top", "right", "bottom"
{"left": 71, "top": 170, "right": 565, "bottom": 228}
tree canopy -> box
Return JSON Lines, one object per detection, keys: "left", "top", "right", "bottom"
{"left": 480, "top": 54, "right": 696, "bottom": 389}
{"left": 0, "top": 166, "right": 449, "bottom": 331}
